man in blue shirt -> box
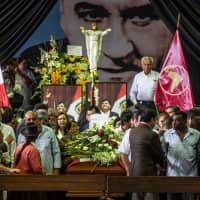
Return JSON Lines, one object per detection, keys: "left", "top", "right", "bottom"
{"left": 18, "top": 111, "right": 61, "bottom": 175}
{"left": 162, "top": 111, "right": 200, "bottom": 200}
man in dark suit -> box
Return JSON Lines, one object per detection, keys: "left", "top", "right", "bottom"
{"left": 119, "top": 108, "right": 164, "bottom": 200}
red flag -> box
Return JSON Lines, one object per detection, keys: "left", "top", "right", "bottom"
{"left": 0, "top": 67, "right": 11, "bottom": 107}
{"left": 154, "top": 29, "right": 194, "bottom": 111}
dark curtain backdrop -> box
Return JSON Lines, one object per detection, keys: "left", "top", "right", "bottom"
{"left": 151, "top": 0, "right": 200, "bottom": 105}
{"left": 0, "top": 0, "right": 57, "bottom": 64}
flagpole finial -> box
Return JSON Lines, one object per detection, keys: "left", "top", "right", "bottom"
{"left": 177, "top": 13, "right": 181, "bottom": 29}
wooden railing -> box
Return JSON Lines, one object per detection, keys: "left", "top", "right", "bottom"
{"left": 107, "top": 176, "right": 200, "bottom": 193}
{"left": 1, "top": 175, "right": 200, "bottom": 198}
{"left": 0, "top": 175, "right": 106, "bottom": 191}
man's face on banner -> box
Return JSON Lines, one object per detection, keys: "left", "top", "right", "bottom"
{"left": 60, "top": 0, "right": 172, "bottom": 87}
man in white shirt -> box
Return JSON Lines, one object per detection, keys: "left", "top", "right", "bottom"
{"left": 129, "top": 56, "right": 159, "bottom": 111}
{"left": 89, "top": 99, "right": 119, "bottom": 128}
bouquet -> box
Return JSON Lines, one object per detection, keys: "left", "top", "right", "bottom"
{"left": 32, "top": 37, "right": 92, "bottom": 98}
{"left": 63, "top": 122, "right": 122, "bottom": 166}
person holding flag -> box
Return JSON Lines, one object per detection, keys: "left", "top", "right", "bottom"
{"left": 154, "top": 15, "right": 194, "bottom": 111}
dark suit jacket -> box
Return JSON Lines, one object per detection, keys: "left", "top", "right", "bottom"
{"left": 129, "top": 123, "right": 164, "bottom": 176}
{"left": 109, "top": 111, "right": 119, "bottom": 119}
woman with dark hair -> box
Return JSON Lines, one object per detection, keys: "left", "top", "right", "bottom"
{"left": 54, "top": 112, "right": 71, "bottom": 175}
{"left": 55, "top": 113, "right": 71, "bottom": 150}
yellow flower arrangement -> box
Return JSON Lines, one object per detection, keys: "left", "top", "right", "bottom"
{"left": 33, "top": 37, "right": 92, "bottom": 98}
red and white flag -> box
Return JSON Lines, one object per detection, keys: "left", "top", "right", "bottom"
{"left": 0, "top": 67, "right": 10, "bottom": 107}
{"left": 154, "top": 29, "right": 194, "bottom": 111}
{"left": 67, "top": 86, "right": 82, "bottom": 121}
{"left": 112, "top": 84, "right": 126, "bottom": 116}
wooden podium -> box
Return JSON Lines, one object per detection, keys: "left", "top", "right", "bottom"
{"left": 65, "top": 161, "right": 126, "bottom": 198}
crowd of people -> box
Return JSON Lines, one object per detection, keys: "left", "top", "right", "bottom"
{"left": 0, "top": 0, "right": 198, "bottom": 199}
{"left": 119, "top": 106, "right": 200, "bottom": 200}
{"left": 1, "top": 56, "right": 200, "bottom": 200}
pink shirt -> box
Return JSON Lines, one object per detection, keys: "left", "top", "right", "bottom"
{"left": 14, "top": 143, "right": 44, "bottom": 175}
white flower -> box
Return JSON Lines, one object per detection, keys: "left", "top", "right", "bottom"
{"left": 108, "top": 146, "right": 113, "bottom": 150}
{"left": 83, "top": 146, "right": 89, "bottom": 151}
{"left": 88, "top": 135, "right": 101, "bottom": 143}
{"left": 108, "top": 134, "right": 114, "bottom": 138}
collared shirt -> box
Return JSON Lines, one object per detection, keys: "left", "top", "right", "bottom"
{"left": 89, "top": 113, "right": 108, "bottom": 128}
{"left": 129, "top": 70, "right": 159, "bottom": 104}
{"left": 118, "top": 129, "right": 132, "bottom": 161}
{"left": 100, "top": 110, "right": 110, "bottom": 120}
{"left": 0, "top": 122, "right": 16, "bottom": 164}
{"left": 162, "top": 127, "right": 200, "bottom": 176}
{"left": 18, "top": 125, "right": 61, "bottom": 175}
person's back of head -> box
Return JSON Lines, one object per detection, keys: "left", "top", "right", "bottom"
{"left": 1, "top": 107, "right": 14, "bottom": 124}
{"left": 35, "top": 109, "right": 48, "bottom": 126}
{"left": 165, "top": 105, "right": 180, "bottom": 116}
{"left": 120, "top": 110, "right": 133, "bottom": 125}
{"left": 186, "top": 108, "right": 200, "bottom": 130}
{"left": 21, "top": 122, "right": 39, "bottom": 142}
{"left": 120, "top": 110, "right": 133, "bottom": 131}
{"left": 186, "top": 107, "right": 200, "bottom": 120}
{"left": 33, "top": 103, "right": 48, "bottom": 111}
{"left": 139, "top": 108, "right": 157, "bottom": 123}
{"left": 138, "top": 109, "right": 157, "bottom": 129}
{"left": 15, "top": 123, "right": 39, "bottom": 166}
{"left": 173, "top": 111, "right": 188, "bottom": 121}
{"left": 190, "top": 116, "right": 200, "bottom": 131}
{"left": 131, "top": 109, "right": 142, "bottom": 128}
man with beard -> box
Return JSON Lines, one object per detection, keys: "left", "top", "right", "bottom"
{"left": 17, "top": 111, "right": 61, "bottom": 175}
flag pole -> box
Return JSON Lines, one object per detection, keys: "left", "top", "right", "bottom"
{"left": 177, "top": 13, "right": 181, "bottom": 29}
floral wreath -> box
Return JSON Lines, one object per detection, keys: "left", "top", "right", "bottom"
{"left": 32, "top": 37, "right": 92, "bottom": 98}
